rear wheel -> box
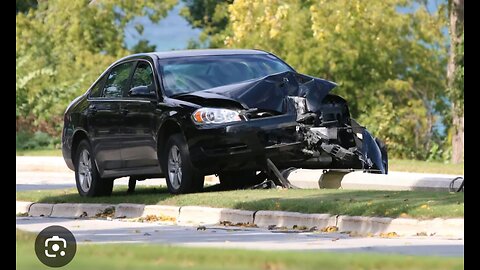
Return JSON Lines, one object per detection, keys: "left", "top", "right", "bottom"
{"left": 162, "top": 134, "right": 204, "bottom": 194}
{"left": 74, "top": 140, "right": 114, "bottom": 197}
{"left": 219, "top": 170, "right": 263, "bottom": 189}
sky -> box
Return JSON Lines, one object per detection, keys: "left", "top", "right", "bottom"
{"left": 124, "top": 2, "right": 201, "bottom": 51}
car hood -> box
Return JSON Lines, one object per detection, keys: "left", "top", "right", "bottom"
{"left": 172, "top": 71, "right": 337, "bottom": 113}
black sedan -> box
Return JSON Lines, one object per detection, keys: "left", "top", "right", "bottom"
{"left": 62, "top": 49, "right": 387, "bottom": 196}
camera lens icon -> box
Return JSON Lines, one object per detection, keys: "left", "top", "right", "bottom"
{"left": 45, "top": 235, "right": 67, "bottom": 258}
{"left": 35, "top": 226, "right": 76, "bottom": 267}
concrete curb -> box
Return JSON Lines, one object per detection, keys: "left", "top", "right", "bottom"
{"left": 51, "top": 203, "right": 115, "bottom": 218}
{"left": 336, "top": 216, "right": 464, "bottom": 237}
{"left": 16, "top": 201, "right": 464, "bottom": 237}
{"left": 177, "top": 206, "right": 254, "bottom": 225}
{"left": 115, "top": 204, "right": 180, "bottom": 219}
{"left": 16, "top": 201, "right": 33, "bottom": 215}
{"left": 28, "top": 203, "right": 54, "bottom": 217}
{"left": 254, "top": 211, "right": 336, "bottom": 228}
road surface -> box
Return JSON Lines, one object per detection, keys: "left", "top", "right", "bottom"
{"left": 16, "top": 217, "right": 464, "bottom": 257}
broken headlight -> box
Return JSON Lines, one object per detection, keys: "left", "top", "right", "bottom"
{"left": 192, "top": 108, "right": 242, "bottom": 124}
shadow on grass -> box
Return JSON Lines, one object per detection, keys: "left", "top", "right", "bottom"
{"left": 30, "top": 183, "right": 230, "bottom": 205}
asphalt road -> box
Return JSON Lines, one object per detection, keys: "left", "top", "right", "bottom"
{"left": 16, "top": 217, "right": 464, "bottom": 257}
{"left": 16, "top": 172, "right": 167, "bottom": 191}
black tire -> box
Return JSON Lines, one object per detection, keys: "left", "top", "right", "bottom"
{"left": 219, "top": 170, "right": 263, "bottom": 189}
{"left": 74, "top": 140, "right": 114, "bottom": 197}
{"left": 162, "top": 134, "right": 204, "bottom": 194}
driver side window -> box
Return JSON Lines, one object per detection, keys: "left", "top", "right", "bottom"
{"left": 130, "top": 62, "right": 156, "bottom": 96}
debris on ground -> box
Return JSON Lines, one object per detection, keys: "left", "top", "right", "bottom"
{"left": 380, "top": 232, "right": 399, "bottom": 238}
{"left": 220, "top": 221, "right": 258, "bottom": 228}
{"left": 95, "top": 207, "right": 115, "bottom": 218}
{"left": 292, "top": 225, "right": 308, "bottom": 230}
{"left": 137, "top": 214, "right": 176, "bottom": 223}
{"left": 321, "top": 226, "right": 339, "bottom": 233}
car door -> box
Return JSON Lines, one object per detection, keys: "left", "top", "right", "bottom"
{"left": 121, "top": 60, "right": 160, "bottom": 168}
{"left": 88, "top": 61, "right": 135, "bottom": 173}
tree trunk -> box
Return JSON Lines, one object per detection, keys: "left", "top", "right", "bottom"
{"left": 448, "top": 0, "right": 464, "bottom": 163}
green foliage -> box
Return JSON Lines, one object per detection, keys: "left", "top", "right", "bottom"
{"left": 16, "top": 0, "right": 177, "bottom": 135}
{"left": 223, "top": 0, "right": 449, "bottom": 159}
{"left": 180, "top": 0, "right": 233, "bottom": 47}
{"left": 16, "top": 131, "right": 61, "bottom": 150}
{"left": 131, "top": 39, "right": 157, "bottom": 53}
{"left": 16, "top": 0, "right": 37, "bottom": 14}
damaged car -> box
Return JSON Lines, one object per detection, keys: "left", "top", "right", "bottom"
{"left": 62, "top": 49, "right": 388, "bottom": 196}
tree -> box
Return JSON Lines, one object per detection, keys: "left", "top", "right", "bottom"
{"left": 448, "top": 0, "right": 464, "bottom": 163}
{"left": 224, "top": 0, "right": 448, "bottom": 159}
{"left": 180, "top": 0, "right": 233, "bottom": 47}
{"left": 16, "top": 0, "right": 37, "bottom": 14}
{"left": 131, "top": 39, "right": 157, "bottom": 53}
{"left": 16, "top": 0, "right": 177, "bottom": 134}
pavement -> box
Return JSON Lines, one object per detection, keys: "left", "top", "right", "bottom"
{"left": 16, "top": 156, "right": 464, "bottom": 192}
{"left": 16, "top": 217, "right": 464, "bottom": 256}
{"left": 16, "top": 171, "right": 163, "bottom": 191}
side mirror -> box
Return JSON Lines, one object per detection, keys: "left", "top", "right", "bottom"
{"left": 128, "top": 85, "right": 156, "bottom": 99}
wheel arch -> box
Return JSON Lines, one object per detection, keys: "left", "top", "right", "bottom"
{"left": 156, "top": 119, "right": 184, "bottom": 162}
{"left": 71, "top": 129, "right": 90, "bottom": 165}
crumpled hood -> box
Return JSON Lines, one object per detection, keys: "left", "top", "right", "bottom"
{"left": 173, "top": 71, "right": 337, "bottom": 113}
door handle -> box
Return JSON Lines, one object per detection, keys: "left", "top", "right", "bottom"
{"left": 121, "top": 108, "right": 129, "bottom": 115}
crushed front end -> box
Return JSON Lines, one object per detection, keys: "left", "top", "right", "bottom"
{"left": 181, "top": 71, "right": 388, "bottom": 175}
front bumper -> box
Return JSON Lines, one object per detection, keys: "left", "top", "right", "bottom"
{"left": 186, "top": 114, "right": 387, "bottom": 175}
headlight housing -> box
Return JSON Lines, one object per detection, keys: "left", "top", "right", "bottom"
{"left": 192, "top": 108, "right": 242, "bottom": 124}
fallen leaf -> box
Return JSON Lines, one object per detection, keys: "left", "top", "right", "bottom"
{"left": 380, "top": 232, "right": 398, "bottom": 238}
{"left": 321, "top": 226, "right": 339, "bottom": 233}
{"left": 138, "top": 215, "right": 176, "bottom": 223}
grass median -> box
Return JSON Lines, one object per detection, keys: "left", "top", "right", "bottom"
{"left": 16, "top": 229, "right": 463, "bottom": 270}
{"left": 16, "top": 186, "right": 464, "bottom": 219}
{"left": 389, "top": 159, "right": 464, "bottom": 175}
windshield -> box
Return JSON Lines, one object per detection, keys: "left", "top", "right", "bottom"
{"left": 159, "top": 54, "right": 293, "bottom": 97}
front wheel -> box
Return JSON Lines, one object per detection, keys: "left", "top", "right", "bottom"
{"left": 162, "top": 134, "right": 204, "bottom": 194}
{"left": 74, "top": 140, "right": 114, "bottom": 197}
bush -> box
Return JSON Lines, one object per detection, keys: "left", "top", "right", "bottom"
{"left": 16, "top": 131, "right": 60, "bottom": 150}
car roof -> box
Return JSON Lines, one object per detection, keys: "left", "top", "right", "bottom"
{"left": 123, "top": 49, "right": 269, "bottom": 61}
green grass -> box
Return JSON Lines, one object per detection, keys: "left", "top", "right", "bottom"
{"left": 16, "top": 229, "right": 463, "bottom": 270}
{"left": 389, "top": 159, "right": 464, "bottom": 175}
{"left": 16, "top": 148, "right": 62, "bottom": 156}
{"left": 16, "top": 186, "right": 464, "bottom": 219}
